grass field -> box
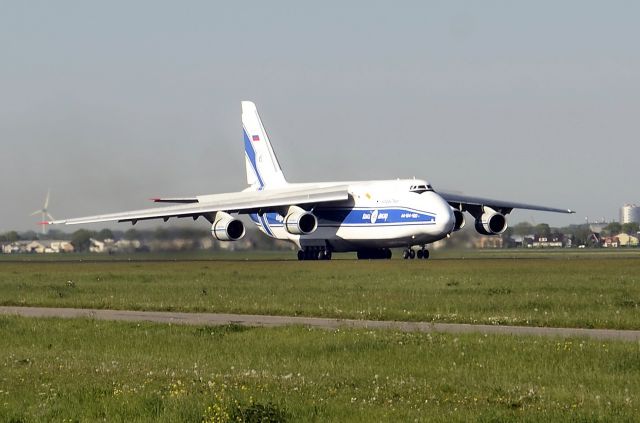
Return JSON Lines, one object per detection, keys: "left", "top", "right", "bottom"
{"left": 2, "top": 248, "right": 640, "bottom": 262}
{"left": 1, "top": 253, "right": 640, "bottom": 329}
{"left": 2, "top": 251, "right": 640, "bottom": 421}
{"left": 1, "top": 316, "right": 639, "bottom": 422}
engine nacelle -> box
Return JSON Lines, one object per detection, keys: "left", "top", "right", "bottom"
{"left": 452, "top": 209, "right": 465, "bottom": 232}
{"left": 474, "top": 207, "right": 508, "bottom": 235}
{"left": 284, "top": 206, "right": 318, "bottom": 235}
{"left": 211, "top": 212, "right": 245, "bottom": 241}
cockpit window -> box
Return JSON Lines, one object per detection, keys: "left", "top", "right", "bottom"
{"left": 409, "top": 184, "right": 433, "bottom": 194}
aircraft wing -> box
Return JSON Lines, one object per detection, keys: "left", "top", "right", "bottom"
{"left": 48, "top": 185, "right": 350, "bottom": 225}
{"left": 438, "top": 191, "right": 575, "bottom": 215}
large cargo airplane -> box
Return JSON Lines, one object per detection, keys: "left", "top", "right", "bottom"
{"left": 46, "top": 101, "right": 574, "bottom": 260}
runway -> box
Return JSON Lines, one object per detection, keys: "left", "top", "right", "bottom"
{"left": 1, "top": 306, "right": 639, "bottom": 341}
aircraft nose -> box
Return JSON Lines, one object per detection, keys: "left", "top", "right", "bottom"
{"left": 434, "top": 193, "right": 455, "bottom": 234}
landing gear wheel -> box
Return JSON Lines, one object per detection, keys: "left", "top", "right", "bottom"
{"left": 298, "top": 246, "right": 333, "bottom": 261}
{"left": 416, "top": 249, "right": 424, "bottom": 259}
{"left": 402, "top": 249, "right": 411, "bottom": 259}
{"left": 409, "top": 249, "right": 416, "bottom": 259}
{"left": 422, "top": 249, "right": 430, "bottom": 260}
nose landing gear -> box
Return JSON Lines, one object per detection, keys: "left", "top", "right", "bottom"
{"left": 403, "top": 246, "right": 429, "bottom": 260}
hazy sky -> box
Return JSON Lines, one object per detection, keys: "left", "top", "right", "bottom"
{"left": 2, "top": 1, "right": 638, "bottom": 232}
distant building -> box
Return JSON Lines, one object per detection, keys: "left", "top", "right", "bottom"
{"left": 509, "top": 235, "right": 525, "bottom": 247}
{"left": 472, "top": 236, "right": 503, "bottom": 249}
{"left": 562, "top": 235, "right": 573, "bottom": 248}
{"left": 89, "top": 238, "right": 113, "bottom": 253}
{"left": 614, "top": 233, "right": 639, "bottom": 247}
{"left": 1, "top": 240, "right": 74, "bottom": 254}
{"left": 620, "top": 204, "right": 640, "bottom": 224}
{"left": 47, "top": 241, "right": 74, "bottom": 253}
{"left": 509, "top": 235, "right": 535, "bottom": 248}
{"left": 1, "top": 242, "right": 23, "bottom": 254}
{"left": 114, "top": 239, "right": 142, "bottom": 251}
{"left": 602, "top": 236, "right": 620, "bottom": 248}
{"left": 530, "top": 234, "right": 567, "bottom": 248}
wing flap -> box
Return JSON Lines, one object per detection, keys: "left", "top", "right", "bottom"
{"left": 50, "top": 185, "right": 350, "bottom": 226}
{"left": 150, "top": 197, "right": 199, "bottom": 204}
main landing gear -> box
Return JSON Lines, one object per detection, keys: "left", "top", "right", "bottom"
{"left": 403, "top": 246, "right": 429, "bottom": 260}
{"left": 297, "top": 246, "right": 332, "bottom": 261}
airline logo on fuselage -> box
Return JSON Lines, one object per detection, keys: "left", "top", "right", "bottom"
{"left": 362, "top": 209, "right": 389, "bottom": 224}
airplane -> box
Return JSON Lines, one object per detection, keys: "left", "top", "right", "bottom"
{"left": 45, "top": 101, "right": 574, "bottom": 260}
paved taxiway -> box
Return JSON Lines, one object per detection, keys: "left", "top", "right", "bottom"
{"left": 1, "top": 306, "right": 639, "bottom": 341}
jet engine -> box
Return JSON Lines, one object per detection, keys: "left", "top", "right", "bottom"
{"left": 452, "top": 208, "right": 465, "bottom": 232}
{"left": 284, "top": 206, "right": 318, "bottom": 235}
{"left": 211, "top": 212, "right": 245, "bottom": 241}
{"left": 474, "top": 207, "right": 508, "bottom": 235}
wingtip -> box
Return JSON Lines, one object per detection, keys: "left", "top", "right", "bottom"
{"left": 40, "top": 220, "right": 65, "bottom": 225}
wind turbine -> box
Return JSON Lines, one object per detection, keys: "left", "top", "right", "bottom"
{"left": 31, "top": 189, "right": 55, "bottom": 235}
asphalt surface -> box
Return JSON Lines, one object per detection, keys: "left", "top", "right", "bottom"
{"left": 1, "top": 306, "right": 639, "bottom": 341}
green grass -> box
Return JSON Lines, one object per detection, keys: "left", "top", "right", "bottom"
{"left": 0, "top": 250, "right": 295, "bottom": 262}
{"left": 1, "top": 255, "right": 640, "bottom": 329}
{"left": 1, "top": 248, "right": 640, "bottom": 262}
{"left": 1, "top": 316, "right": 639, "bottom": 422}
{"left": 2, "top": 253, "right": 640, "bottom": 421}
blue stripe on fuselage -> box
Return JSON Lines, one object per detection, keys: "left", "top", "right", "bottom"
{"left": 260, "top": 214, "right": 273, "bottom": 236}
{"left": 250, "top": 212, "right": 274, "bottom": 236}
{"left": 250, "top": 207, "right": 436, "bottom": 229}
{"left": 317, "top": 207, "right": 435, "bottom": 225}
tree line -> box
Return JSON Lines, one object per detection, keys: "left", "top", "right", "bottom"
{"left": 0, "top": 226, "right": 290, "bottom": 252}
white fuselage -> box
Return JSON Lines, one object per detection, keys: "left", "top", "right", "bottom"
{"left": 249, "top": 179, "right": 455, "bottom": 252}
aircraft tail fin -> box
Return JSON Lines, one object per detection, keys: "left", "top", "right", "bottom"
{"left": 242, "top": 101, "right": 287, "bottom": 189}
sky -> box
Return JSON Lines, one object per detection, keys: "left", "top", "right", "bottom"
{"left": 1, "top": 1, "right": 638, "bottom": 232}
